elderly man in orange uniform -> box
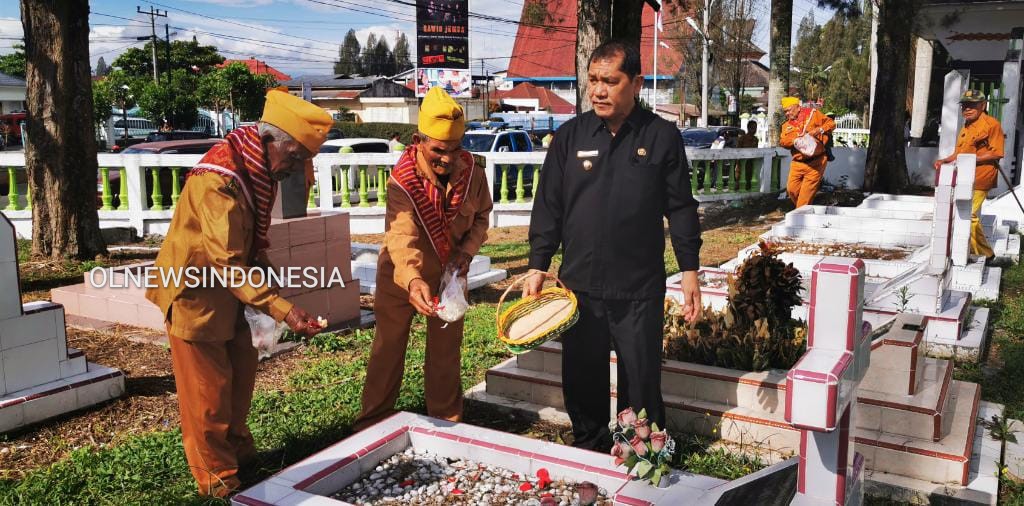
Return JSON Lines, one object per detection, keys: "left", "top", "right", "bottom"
{"left": 933, "top": 90, "right": 1005, "bottom": 261}
{"left": 353, "top": 87, "right": 492, "bottom": 431}
{"left": 779, "top": 97, "right": 836, "bottom": 207}
{"left": 146, "top": 90, "right": 331, "bottom": 497}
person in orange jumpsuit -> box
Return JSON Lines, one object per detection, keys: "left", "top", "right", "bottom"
{"left": 146, "top": 90, "right": 332, "bottom": 497}
{"left": 353, "top": 87, "right": 493, "bottom": 431}
{"left": 778, "top": 96, "right": 836, "bottom": 207}
{"left": 933, "top": 89, "right": 1004, "bottom": 261}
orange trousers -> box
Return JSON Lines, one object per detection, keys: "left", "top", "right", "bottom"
{"left": 787, "top": 160, "right": 825, "bottom": 208}
{"left": 354, "top": 276, "right": 465, "bottom": 431}
{"left": 168, "top": 323, "right": 258, "bottom": 498}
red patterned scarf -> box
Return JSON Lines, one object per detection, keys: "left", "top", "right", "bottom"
{"left": 390, "top": 145, "right": 474, "bottom": 265}
{"left": 188, "top": 125, "right": 276, "bottom": 252}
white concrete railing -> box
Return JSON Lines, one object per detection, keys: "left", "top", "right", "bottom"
{"left": 0, "top": 148, "right": 785, "bottom": 237}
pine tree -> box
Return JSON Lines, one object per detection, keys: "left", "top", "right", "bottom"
{"left": 373, "top": 38, "right": 395, "bottom": 77}
{"left": 393, "top": 33, "right": 412, "bottom": 74}
{"left": 94, "top": 56, "right": 109, "bottom": 77}
{"left": 363, "top": 33, "right": 378, "bottom": 75}
{"left": 333, "top": 29, "right": 362, "bottom": 76}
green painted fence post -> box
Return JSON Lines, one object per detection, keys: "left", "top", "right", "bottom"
{"left": 117, "top": 168, "right": 129, "bottom": 210}
{"left": 376, "top": 166, "right": 386, "bottom": 207}
{"left": 100, "top": 167, "right": 113, "bottom": 210}
{"left": 692, "top": 158, "right": 700, "bottom": 190}
{"left": 340, "top": 146, "right": 353, "bottom": 207}
{"left": 150, "top": 167, "right": 164, "bottom": 210}
{"left": 531, "top": 165, "right": 540, "bottom": 200}
{"left": 170, "top": 168, "right": 181, "bottom": 209}
{"left": 499, "top": 165, "right": 510, "bottom": 204}
{"left": 358, "top": 166, "right": 369, "bottom": 207}
{"left": 340, "top": 166, "right": 351, "bottom": 208}
{"left": 515, "top": 164, "right": 526, "bottom": 203}
{"left": 749, "top": 158, "right": 761, "bottom": 193}
{"left": 5, "top": 167, "right": 19, "bottom": 211}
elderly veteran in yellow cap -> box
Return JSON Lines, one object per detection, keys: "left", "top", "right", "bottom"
{"left": 778, "top": 96, "right": 835, "bottom": 207}
{"left": 353, "top": 86, "right": 493, "bottom": 430}
{"left": 145, "top": 89, "right": 332, "bottom": 497}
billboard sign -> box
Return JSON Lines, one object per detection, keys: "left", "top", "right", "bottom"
{"left": 416, "top": 0, "right": 469, "bottom": 70}
{"left": 415, "top": 68, "right": 472, "bottom": 98}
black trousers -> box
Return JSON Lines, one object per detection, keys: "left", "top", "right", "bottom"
{"left": 561, "top": 293, "right": 665, "bottom": 451}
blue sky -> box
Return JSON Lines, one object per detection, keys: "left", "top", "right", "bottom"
{"left": 0, "top": 0, "right": 835, "bottom": 77}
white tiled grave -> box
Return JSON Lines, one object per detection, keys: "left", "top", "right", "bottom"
{"left": 681, "top": 159, "right": 1018, "bottom": 360}
{"left": 351, "top": 243, "right": 508, "bottom": 294}
{"left": 233, "top": 411, "right": 809, "bottom": 506}
{"left": 470, "top": 316, "right": 993, "bottom": 505}
{"left": 0, "top": 213, "right": 124, "bottom": 432}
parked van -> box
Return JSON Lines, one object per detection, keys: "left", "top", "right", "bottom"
{"left": 111, "top": 117, "right": 156, "bottom": 139}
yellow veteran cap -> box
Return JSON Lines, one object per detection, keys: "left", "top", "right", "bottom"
{"left": 418, "top": 86, "right": 465, "bottom": 141}
{"left": 260, "top": 89, "right": 334, "bottom": 153}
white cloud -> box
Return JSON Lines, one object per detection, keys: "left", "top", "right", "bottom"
{"left": 354, "top": 25, "right": 412, "bottom": 50}
{"left": 0, "top": 17, "right": 23, "bottom": 53}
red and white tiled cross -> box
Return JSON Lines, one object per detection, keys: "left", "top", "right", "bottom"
{"left": 785, "top": 258, "right": 871, "bottom": 506}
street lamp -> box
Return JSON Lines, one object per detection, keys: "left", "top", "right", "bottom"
{"left": 119, "top": 84, "right": 131, "bottom": 141}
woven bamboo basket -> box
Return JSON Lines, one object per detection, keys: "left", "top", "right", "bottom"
{"left": 496, "top": 272, "right": 578, "bottom": 354}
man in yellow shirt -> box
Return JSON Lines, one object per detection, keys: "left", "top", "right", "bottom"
{"left": 353, "top": 87, "right": 492, "bottom": 431}
{"left": 146, "top": 90, "right": 331, "bottom": 497}
{"left": 933, "top": 90, "right": 1005, "bottom": 261}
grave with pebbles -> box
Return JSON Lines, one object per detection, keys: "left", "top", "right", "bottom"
{"left": 332, "top": 448, "right": 610, "bottom": 505}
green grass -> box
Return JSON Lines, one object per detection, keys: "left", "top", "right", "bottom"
{"left": 0, "top": 302, "right": 518, "bottom": 505}
{"left": 954, "top": 260, "right": 1024, "bottom": 420}
{"left": 15, "top": 234, "right": 1024, "bottom": 504}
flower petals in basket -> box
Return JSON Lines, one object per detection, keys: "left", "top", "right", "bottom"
{"left": 496, "top": 272, "right": 579, "bottom": 354}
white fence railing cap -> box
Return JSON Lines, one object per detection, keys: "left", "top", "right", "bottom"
{"left": 0, "top": 147, "right": 788, "bottom": 171}
{"left": 687, "top": 147, "right": 779, "bottom": 160}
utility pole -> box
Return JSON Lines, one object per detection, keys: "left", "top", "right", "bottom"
{"left": 701, "top": 0, "right": 709, "bottom": 127}
{"left": 137, "top": 6, "right": 166, "bottom": 83}
{"left": 686, "top": 5, "right": 711, "bottom": 127}
{"left": 164, "top": 23, "right": 172, "bottom": 83}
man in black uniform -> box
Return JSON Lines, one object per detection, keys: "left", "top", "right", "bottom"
{"left": 523, "top": 41, "right": 702, "bottom": 451}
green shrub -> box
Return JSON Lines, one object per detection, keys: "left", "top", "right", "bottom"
{"left": 664, "top": 243, "right": 807, "bottom": 371}
{"left": 333, "top": 122, "right": 417, "bottom": 144}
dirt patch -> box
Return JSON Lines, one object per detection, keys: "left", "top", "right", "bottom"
{"left": 19, "top": 249, "right": 159, "bottom": 304}
{"left": 0, "top": 325, "right": 312, "bottom": 479}
{"left": 767, "top": 239, "right": 911, "bottom": 261}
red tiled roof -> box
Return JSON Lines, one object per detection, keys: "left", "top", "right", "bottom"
{"left": 507, "top": 0, "right": 686, "bottom": 79}
{"left": 493, "top": 82, "right": 575, "bottom": 114}
{"left": 217, "top": 59, "right": 292, "bottom": 82}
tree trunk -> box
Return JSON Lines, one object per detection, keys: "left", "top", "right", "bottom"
{"left": 863, "top": 0, "right": 919, "bottom": 193}
{"left": 576, "top": 0, "right": 611, "bottom": 113}
{"left": 767, "top": 0, "right": 793, "bottom": 144}
{"left": 575, "top": 0, "right": 646, "bottom": 114}
{"left": 611, "top": 0, "right": 643, "bottom": 48}
{"left": 21, "top": 0, "right": 106, "bottom": 260}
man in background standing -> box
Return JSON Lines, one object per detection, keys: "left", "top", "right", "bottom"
{"left": 933, "top": 90, "right": 1004, "bottom": 262}
{"left": 779, "top": 97, "right": 835, "bottom": 208}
